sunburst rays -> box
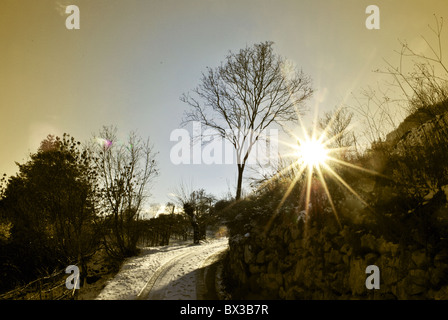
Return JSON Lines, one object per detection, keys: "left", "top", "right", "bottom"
{"left": 260, "top": 106, "right": 385, "bottom": 233}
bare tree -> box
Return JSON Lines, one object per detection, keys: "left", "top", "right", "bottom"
{"left": 92, "top": 125, "right": 158, "bottom": 258}
{"left": 170, "top": 182, "right": 216, "bottom": 244}
{"left": 348, "top": 85, "right": 406, "bottom": 147}
{"left": 318, "top": 106, "right": 357, "bottom": 160}
{"left": 181, "top": 41, "right": 313, "bottom": 200}
{"left": 381, "top": 15, "right": 448, "bottom": 114}
{"left": 351, "top": 15, "right": 448, "bottom": 148}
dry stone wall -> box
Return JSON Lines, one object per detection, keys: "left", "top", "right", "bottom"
{"left": 225, "top": 212, "right": 448, "bottom": 300}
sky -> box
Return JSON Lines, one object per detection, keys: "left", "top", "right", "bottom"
{"left": 1, "top": 0, "right": 447, "bottom": 213}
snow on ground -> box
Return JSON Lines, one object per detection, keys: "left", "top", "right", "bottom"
{"left": 95, "top": 237, "right": 228, "bottom": 300}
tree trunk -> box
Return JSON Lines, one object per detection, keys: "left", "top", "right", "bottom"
{"left": 192, "top": 217, "right": 200, "bottom": 244}
{"left": 236, "top": 164, "right": 245, "bottom": 200}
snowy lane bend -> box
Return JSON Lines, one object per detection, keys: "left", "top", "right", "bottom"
{"left": 96, "top": 238, "right": 228, "bottom": 300}
{"left": 141, "top": 239, "right": 228, "bottom": 300}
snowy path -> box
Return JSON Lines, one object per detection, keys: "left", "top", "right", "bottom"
{"left": 96, "top": 237, "right": 228, "bottom": 300}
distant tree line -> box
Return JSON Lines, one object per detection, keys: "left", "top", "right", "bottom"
{"left": 136, "top": 192, "right": 226, "bottom": 248}
{"left": 138, "top": 203, "right": 191, "bottom": 247}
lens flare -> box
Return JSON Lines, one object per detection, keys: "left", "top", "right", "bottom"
{"left": 96, "top": 137, "right": 113, "bottom": 149}
{"left": 259, "top": 107, "right": 386, "bottom": 233}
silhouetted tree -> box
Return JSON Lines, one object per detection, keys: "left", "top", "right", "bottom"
{"left": 351, "top": 15, "right": 448, "bottom": 147}
{"left": 92, "top": 126, "right": 158, "bottom": 259}
{"left": 318, "top": 107, "right": 356, "bottom": 154}
{"left": 0, "top": 134, "right": 100, "bottom": 290}
{"left": 183, "top": 202, "right": 199, "bottom": 244}
{"left": 171, "top": 183, "right": 216, "bottom": 244}
{"left": 181, "top": 41, "right": 313, "bottom": 200}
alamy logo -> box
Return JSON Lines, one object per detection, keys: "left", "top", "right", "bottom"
{"left": 365, "top": 5, "right": 380, "bottom": 30}
{"left": 65, "top": 5, "right": 80, "bottom": 30}
{"left": 169, "top": 122, "right": 279, "bottom": 165}
{"left": 365, "top": 265, "right": 380, "bottom": 289}
{"left": 65, "top": 265, "right": 80, "bottom": 290}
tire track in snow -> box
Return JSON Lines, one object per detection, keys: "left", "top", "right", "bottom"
{"left": 136, "top": 239, "right": 228, "bottom": 300}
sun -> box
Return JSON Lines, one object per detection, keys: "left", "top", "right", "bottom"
{"left": 259, "top": 107, "right": 386, "bottom": 233}
{"left": 297, "top": 138, "right": 329, "bottom": 169}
